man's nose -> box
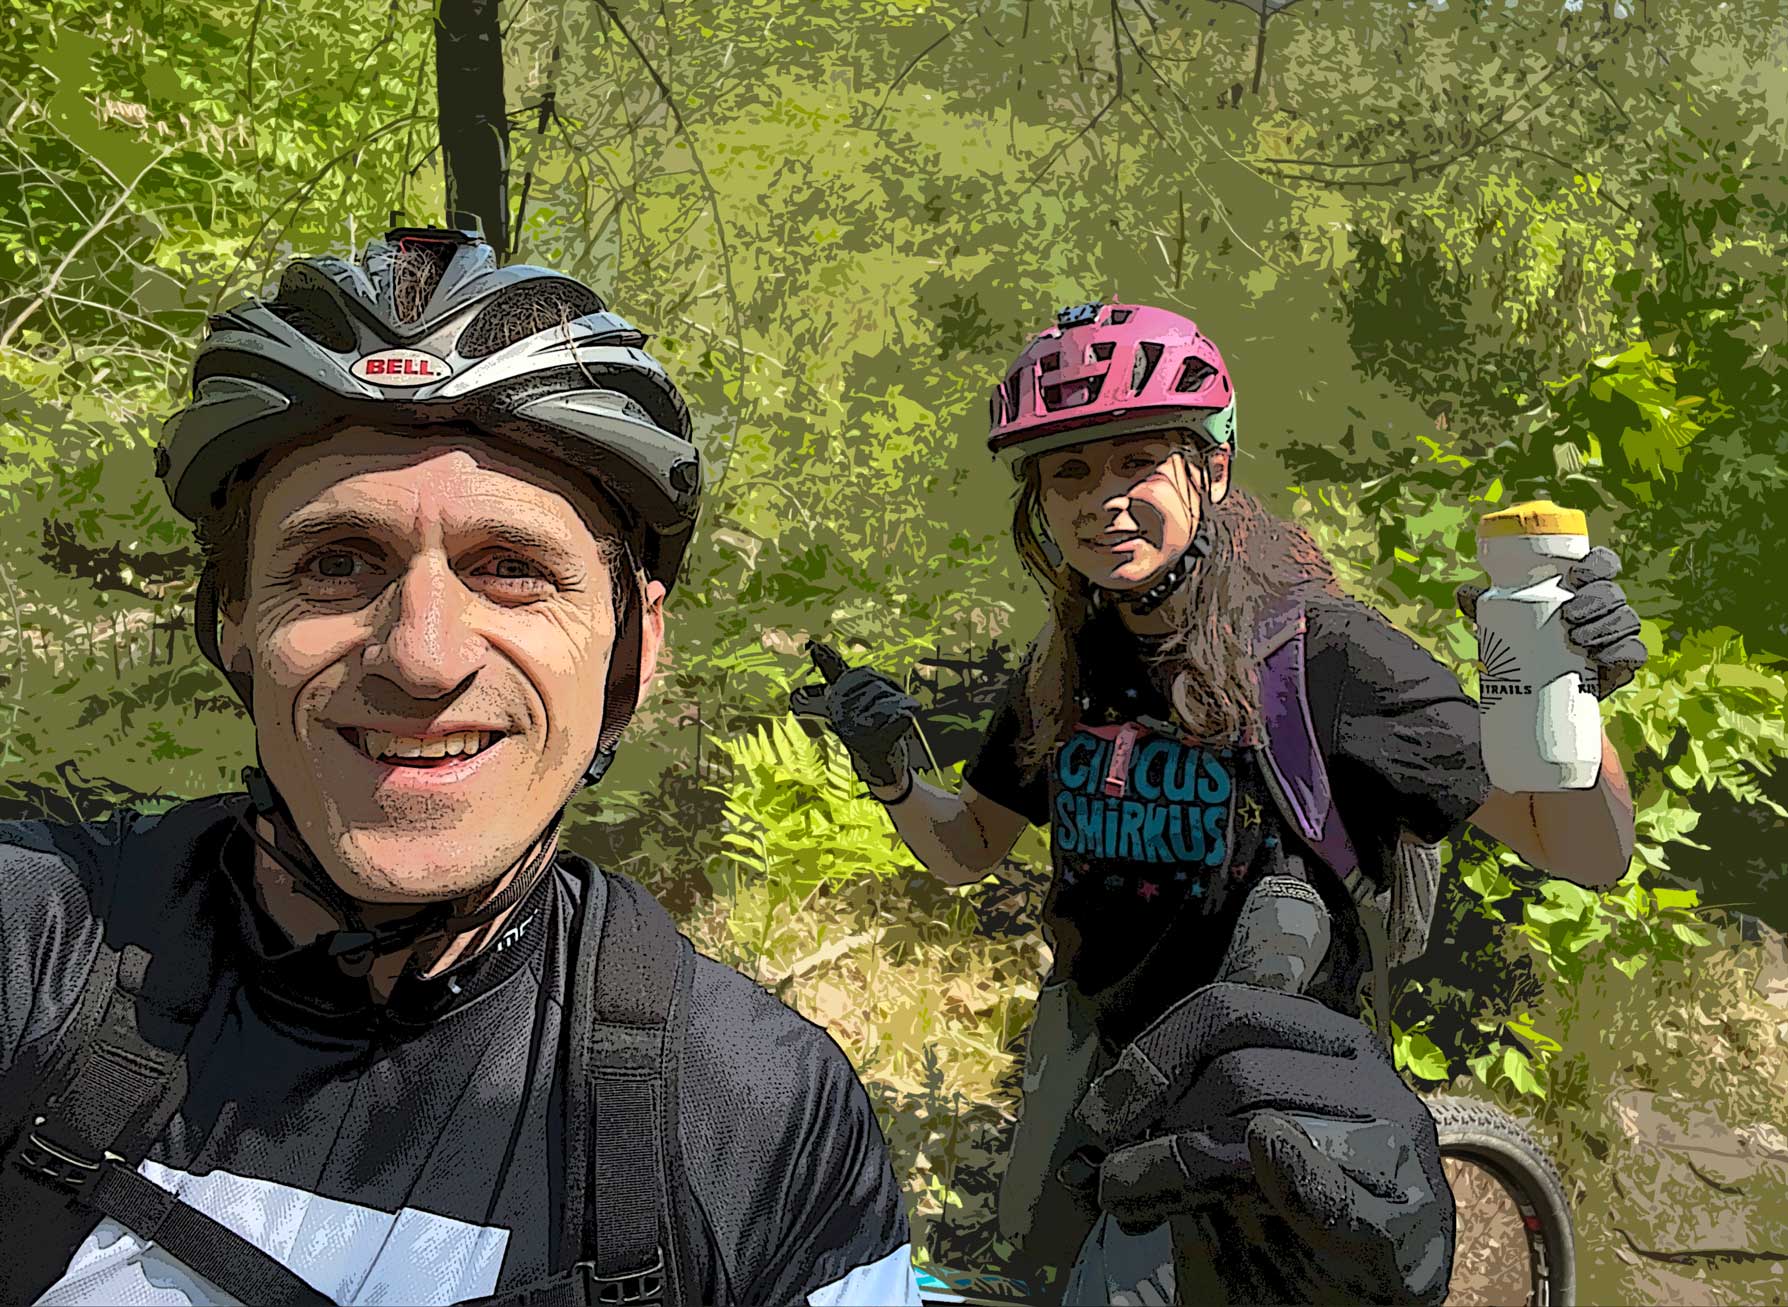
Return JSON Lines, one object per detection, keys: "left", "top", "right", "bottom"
{"left": 367, "top": 555, "right": 487, "bottom": 697}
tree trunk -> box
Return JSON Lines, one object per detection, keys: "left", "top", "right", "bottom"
{"left": 435, "top": 0, "right": 510, "bottom": 254}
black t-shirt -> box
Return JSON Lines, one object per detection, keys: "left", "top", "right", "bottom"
{"left": 965, "top": 595, "right": 1491, "bottom": 1045}
{"left": 0, "top": 801, "right": 919, "bottom": 1306}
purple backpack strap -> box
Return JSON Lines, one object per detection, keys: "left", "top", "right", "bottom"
{"left": 1255, "top": 599, "right": 1361, "bottom": 882}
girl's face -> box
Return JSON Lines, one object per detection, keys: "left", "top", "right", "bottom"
{"left": 1036, "top": 432, "right": 1231, "bottom": 591}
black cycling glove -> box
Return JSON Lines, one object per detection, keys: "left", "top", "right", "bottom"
{"left": 1457, "top": 543, "right": 1648, "bottom": 700}
{"left": 787, "top": 640, "right": 917, "bottom": 788}
{"left": 1061, "top": 982, "right": 1454, "bottom": 1305}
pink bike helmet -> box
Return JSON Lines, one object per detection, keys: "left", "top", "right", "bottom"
{"left": 987, "top": 301, "right": 1236, "bottom": 473}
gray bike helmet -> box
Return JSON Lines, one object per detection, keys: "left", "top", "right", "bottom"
{"left": 160, "top": 223, "right": 702, "bottom": 786}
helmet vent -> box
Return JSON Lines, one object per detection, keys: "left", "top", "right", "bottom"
{"left": 1003, "top": 372, "right": 1023, "bottom": 420}
{"left": 265, "top": 300, "right": 354, "bottom": 353}
{"left": 459, "top": 282, "right": 605, "bottom": 358}
{"left": 1090, "top": 341, "right": 1115, "bottom": 362}
{"left": 1042, "top": 373, "right": 1105, "bottom": 412}
{"left": 1131, "top": 340, "right": 1163, "bottom": 395}
{"left": 268, "top": 267, "right": 356, "bottom": 352}
{"left": 392, "top": 243, "right": 456, "bottom": 323}
{"left": 1175, "top": 358, "right": 1218, "bottom": 393}
{"left": 1108, "top": 308, "right": 1134, "bottom": 324}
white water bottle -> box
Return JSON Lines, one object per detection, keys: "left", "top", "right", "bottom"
{"left": 1474, "top": 501, "right": 1602, "bottom": 792}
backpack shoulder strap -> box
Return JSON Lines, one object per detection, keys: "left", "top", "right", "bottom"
{"left": 579, "top": 868, "right": 697, "bottom": 1307}
{"left": 1, "top": 796, "right": 335, "bottom": 1306}
{"left": 466, "top": 865, "right": 697, "bottom": 1307}
{"left": 1254, "top": 602, "right": 1397, "bottom": 1049}
{"left": 1253, "top": 599, "right": 1362, "bottom": 884}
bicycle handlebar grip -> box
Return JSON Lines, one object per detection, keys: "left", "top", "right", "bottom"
{"left": 1214, "top": 874, "right": 1333, "bottom": 995}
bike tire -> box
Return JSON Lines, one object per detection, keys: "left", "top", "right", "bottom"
{"left": 1429, "top": 1094, "right": 1576, "bottom": 1307}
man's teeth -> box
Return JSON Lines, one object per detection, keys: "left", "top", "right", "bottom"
{"left": 361, "top": 729, "right": 494, "bottom": 760}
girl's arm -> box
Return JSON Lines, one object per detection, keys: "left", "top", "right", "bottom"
{"left": 867, "top": 777, "right": 1032, "bottom": 886}
{"left": 1469, "top": 732, "right": 1635, "bottom": 886}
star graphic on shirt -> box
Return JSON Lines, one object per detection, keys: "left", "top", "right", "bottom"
{"left": 1187, "top": 881, "right": 1206, "bottom": 898}
{"left": 1138, "top": 880, "right": 1160, "bottom": 901}
{"left": 1237, "top": 793, "right": 1263, "bottom": 828}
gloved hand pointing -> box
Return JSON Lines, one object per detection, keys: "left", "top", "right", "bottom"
{"left": 788, "top": 640, "right": 917, "bottom": 789}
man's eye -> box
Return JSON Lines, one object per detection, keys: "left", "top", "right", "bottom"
{"left": 313, "top": 551, "right": 362, "bottom": 579}
{"left": 478, "top": 557, "right": 554, "bottom": 593}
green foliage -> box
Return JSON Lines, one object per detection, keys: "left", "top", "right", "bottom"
{"left": 704, "top": 716, "right": 926, "bottom": 962}
{"left": 1392, "top": 1016, "right": 1451, "bottom": 1084}
{"left": 1292, "top": 340, "right": 1787, "bottom": 1103}
{"left": 2, "top": 2, "right": 1786, "bottom": 1285}
{"left": 1542, "top": 341, "right": 1720, "bottom": 499}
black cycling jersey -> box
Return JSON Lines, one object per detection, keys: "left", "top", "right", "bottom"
{"left": 0, "top": 798, "right": 919, "bottom": 1306}
{"left": 966, "top": 594, "right": 1491, "bottom": 1044}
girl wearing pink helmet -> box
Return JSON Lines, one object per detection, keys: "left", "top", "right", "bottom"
{"left": 795, "top": 302, "right": 1646, "bottom": 1303}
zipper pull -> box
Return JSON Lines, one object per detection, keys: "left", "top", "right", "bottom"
{"left": 1102, "top": 722, "right": 1142, "bottom": 798}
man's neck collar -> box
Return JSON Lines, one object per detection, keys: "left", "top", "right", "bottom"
{"left": 243, "top": 815, "right": 558, "bottom": 1003}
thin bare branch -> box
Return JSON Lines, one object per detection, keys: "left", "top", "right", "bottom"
{"left": 341, "top": 0, "right": 405, "bottom": 110}
{"left": 511, "top": 38, "right": 563, "bottom": 259}
{"left": 1506, "top": 139, "right": 1635, "bottom": 216}
{"left": 243, "top": 0, "right": 266, "bottom": 110}
{"left": 1018, "top": 0, "right": 1124, "bottom": 200}
{"left": 43, "top": 294, "right": 196, "bottom": 345}
{"left": 587, "top": 0, "right": 746, "bottom": 513}
{"left": 0, "top": 145, "right": 174, "bottom": 351}
{"left": 1259, "top": 42, "right": 1619, "bottom": 185}
{"left": 869, "top": 2, "right": 988, "bottom": 132}
{"left": 220, "top": 113, "right": 422, "bottom": 308}
{"left": 500, "top": 0, "right": 534, "bottom": 39}
{"left": 395, "top": 42, "right": 433, "bottom": 220}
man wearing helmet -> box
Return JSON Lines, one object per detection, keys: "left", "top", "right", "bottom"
{"left": 797, "top": 302, "right": 1645, "bottom": 1302}
{"left": 0, "top": 227, "right": 920, "bottom": 1306}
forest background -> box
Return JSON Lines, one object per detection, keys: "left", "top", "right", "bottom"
{"left": 2, "top": 0, "right": 1786, "bottom": 1299}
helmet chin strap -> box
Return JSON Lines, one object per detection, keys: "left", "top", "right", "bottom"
{"left": 236, "top": 769, "right": 564, "bottom": 978}
{"left": 1088, "top": 513, "right": 1215, "bottom": 617}
{"left": 1083, "top": 445, "right": 1219, "bottom": 618}
{"left": 202, "top": 562, "right": 645, "bottom": 981}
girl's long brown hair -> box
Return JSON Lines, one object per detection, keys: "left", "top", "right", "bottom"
{"left": 1010, "top": 448, "right": 1344, "bottom": 774}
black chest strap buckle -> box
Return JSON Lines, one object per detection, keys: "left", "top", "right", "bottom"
{"left": 13, "top": 1124, "right": 117, "bottom": 1196}
{"left": 580, "top": 1249, "right": 665, "bottom": 1306}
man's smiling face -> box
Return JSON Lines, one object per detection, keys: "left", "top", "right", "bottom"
{"left": 218, "top": 426, "right": 655, "bottom": 905}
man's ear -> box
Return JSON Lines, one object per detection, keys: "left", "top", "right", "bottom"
{"left": 1205, "top": 447, "right": 1234, "bottom": 504}
{"left": 634, "top": 578, "right": 668, "bottom": 700}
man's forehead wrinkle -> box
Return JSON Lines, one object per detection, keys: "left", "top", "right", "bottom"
{"left": 271, "top": 495, "right": 588, "bottom": 564}
{"left": 255, "top": 436, "right": 615, "bottom": 565}
{"left": 272, "top": 502, "right": 411, "bottom": 550}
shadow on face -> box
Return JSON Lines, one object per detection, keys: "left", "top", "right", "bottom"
{"left": 216, "top": 425, "right": 653, "bottom": 905}
{"left": 1036, "top": 432, "right": 1230, "bottom": 591}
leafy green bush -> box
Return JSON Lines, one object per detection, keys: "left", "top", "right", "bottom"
{"left": 704, "top": 715, "right": 926, "bottom": 966}
{"left": 1289, "top": 382, "right": 1788, "bottom": 1100}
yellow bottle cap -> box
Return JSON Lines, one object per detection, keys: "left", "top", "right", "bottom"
{"left": 1478, "top": 500, "right": 1588, "bottom": 538}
